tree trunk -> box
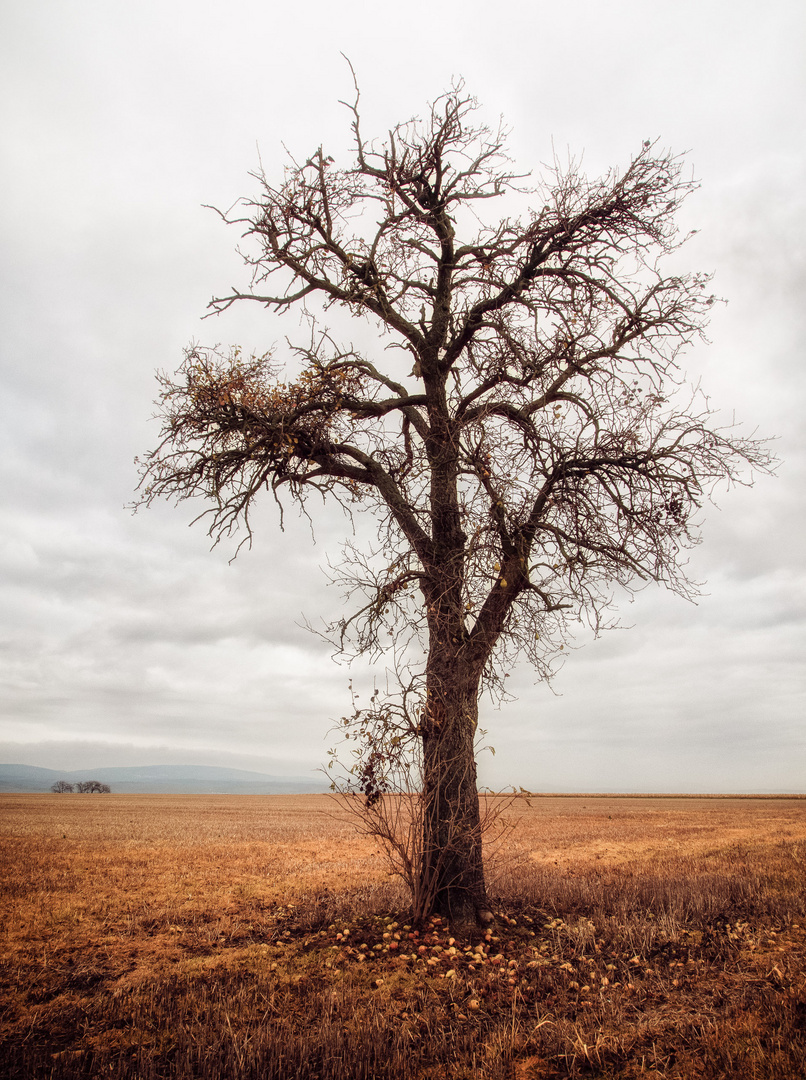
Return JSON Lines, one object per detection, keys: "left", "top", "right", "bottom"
{"left": 416, "top": 364, "right": 491, "bottom": 927}
{"left": 418, "top": 660, "right": 489, "bottom": 928}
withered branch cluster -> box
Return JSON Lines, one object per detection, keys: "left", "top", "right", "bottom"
{"left": 137, "top": 85, "right": 771, "bottom": 692}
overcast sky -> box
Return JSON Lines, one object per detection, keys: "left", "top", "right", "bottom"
{"left": 1, "top": 0, "right": 804, "bottom": 792}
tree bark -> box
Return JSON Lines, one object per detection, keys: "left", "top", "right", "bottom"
{"left": 415, "top": 355, "right": 493, "bottom": 927}
{"left": 419, "top": 653, "right": 488, "bottom": 928}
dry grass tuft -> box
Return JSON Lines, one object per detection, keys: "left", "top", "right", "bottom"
{"left": 1, "top": 793, "right": 804, "bottom": 1078}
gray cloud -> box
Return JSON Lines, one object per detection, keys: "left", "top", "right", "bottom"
{"left": 1, "top": 0, "right": 804, "bottom": 790}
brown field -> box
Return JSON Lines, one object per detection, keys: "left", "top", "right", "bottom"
{"left": 1, "top": 793, "right": 804, "bottom": 1079}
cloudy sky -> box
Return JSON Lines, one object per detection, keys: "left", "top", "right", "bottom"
{"left": 1, "top": 0, "right": 803, "bottom": 792}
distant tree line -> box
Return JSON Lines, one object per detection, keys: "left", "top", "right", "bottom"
{"left": 50, "top": 780, "right": 111, "bottom": 793}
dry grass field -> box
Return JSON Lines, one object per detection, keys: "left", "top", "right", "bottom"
{"left": 1, "top": 793, "right": 804, "bottom": 1079}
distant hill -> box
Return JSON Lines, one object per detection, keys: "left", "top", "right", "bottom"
{"left": 0, "top": 763, "right": 330, "bottom": 794}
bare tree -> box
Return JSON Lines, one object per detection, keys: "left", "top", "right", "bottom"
{"left": 51, "top": 780, "right": 74, "bottom": 793}
{"left": 137, "top": 80, "right": 771, "bottom": 927}
{"left": 75, "top": 780, "right": 110, "bottom": 793}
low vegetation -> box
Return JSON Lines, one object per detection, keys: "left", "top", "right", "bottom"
{"left": 1, "top": 793, "right": 804, "bottom": 1078}
{"left": 50, "top": 781, "right": 111, "bottom": 794}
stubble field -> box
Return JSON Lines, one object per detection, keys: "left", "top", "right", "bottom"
{"left": 1, "top": 793, "right": 804, "bottom": 1079}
